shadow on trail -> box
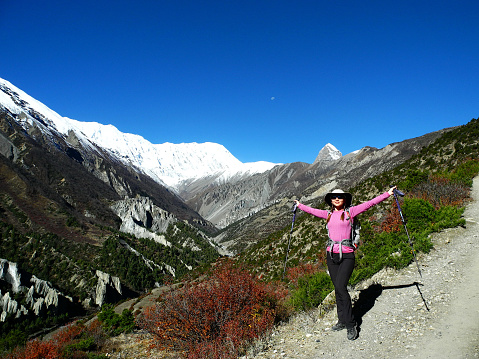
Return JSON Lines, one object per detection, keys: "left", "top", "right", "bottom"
{"left": 352, "top": 282, "right": 429, "bottom": 331}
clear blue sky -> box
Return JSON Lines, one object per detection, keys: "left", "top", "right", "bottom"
{"left": 1, "top": 1, "right": 478, "bottom": 164}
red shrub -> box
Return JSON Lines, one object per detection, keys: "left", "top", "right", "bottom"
{"left": 6, "top": 322, "right": 96, "bottom": 359}
{"left": 7, "top": 339, "right": 58, "bottom": 359}
{"left": 137, "top": 259, "right": 284, "bottom": 358}
{"left": 286, "top": 262, "right": 319, "bottom": 286}
{"left": 51, "top": 322, "right": 84, "bottom": 347}
{"left": 380, "top": 203, "right": 403, "bottom": 233}
{"left": 83, "top": 318, "right": 106, "bottom": 345}
{"left": 286, "top": 252, "right": 326, "bottom": 287}
{"left": 411, "top": 175, "right": 468, "bottom": 209}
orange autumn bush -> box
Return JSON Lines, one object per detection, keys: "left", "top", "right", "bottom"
{"left": 6, "top": 323, "right": 81, "bottom": 359}
{"left": 137, "top": 259, "right": 286, "bottom": 359}
{"left": 285, "top": 252, "right": 326, "bottom": 286}
{"left": 6, "top": 339, "right": 58, "bottom": 359}
{"left": 6, "top": 320, "right": 106, "bottom": 359}
{"left": 379, "top": 202, "right": 403, "bottom": 233}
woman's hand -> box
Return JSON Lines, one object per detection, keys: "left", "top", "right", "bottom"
{"left": 293, "top": 200, "right": 300, "bottom": 206}
{"left": 388, "top": 186, "right": 397, "bottom": 196}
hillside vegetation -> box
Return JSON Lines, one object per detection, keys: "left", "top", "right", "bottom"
{"left": 0, "top": 220, "right": 219, "bottom": 354}
{"left": 241, "top": 118, "right": 478, "bottom": 276}
{"left": 238, "top": 117, "right": 478, "bottom": 309}
{"left": 2, "top": 118, "right": 479, "bottom": 358}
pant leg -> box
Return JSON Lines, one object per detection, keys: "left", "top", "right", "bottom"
{"left": 327, "top": 252, "right": 356, "bottom": 328}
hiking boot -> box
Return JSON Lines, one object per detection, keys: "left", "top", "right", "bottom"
{"left": 347, "top": 325, "right": 358, "bottom": 340}
{"left": 331, "top": 322, "right": 346, "bottom": 331}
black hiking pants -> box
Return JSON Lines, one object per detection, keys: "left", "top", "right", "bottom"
{"left": 327, "top": 252, "right": 356, "bottom": 328}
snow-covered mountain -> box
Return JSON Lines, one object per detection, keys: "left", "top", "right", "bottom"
{"left": 69, "top": 122, "right": 280, "bottom": 189}
{"left": 0, "top": 77, "right": 279, "bottom": 191}
{"left": 313, "top": 143, "right": 342, "bottom": 163}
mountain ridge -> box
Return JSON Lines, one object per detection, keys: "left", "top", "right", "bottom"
{"left": 0, "top": 76, "right": 455, "bottom": 237}
{"left": 0, "top": 76, "right": 349, "bottom": 230}
{"left": 0, "top": 77, "right": 281, "bottom": 191}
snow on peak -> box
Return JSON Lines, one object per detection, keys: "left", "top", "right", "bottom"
{"left": 0, "top": 78, "right": 60, "bottom": 122}
{"left": 0, "top": 77, "right": 280, "bottom": 189}
{"left": 313, "top": 143, "right": 342, "bottom": 163}
{"left": 67, "top": 120, "right": 280, "bottom": 188}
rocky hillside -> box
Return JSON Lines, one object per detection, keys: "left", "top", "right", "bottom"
{"left": 38, "top": 118, "right": 478, "bottom": 358}
{"left": 77, "top": 175, "right": 479, "bottom": 359}
{"left": 249, "top": 175, "right": 479, "bottom": 359}
{"left": 210, "top": 128, "right": 454, "bottom": 254}
{"left": 0, "top": 104, "right": 221, "bottom": 336}
{"left": 234, "top": 117, "right": 479, "bottom": 281}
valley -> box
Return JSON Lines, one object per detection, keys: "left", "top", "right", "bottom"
{"left": 1, "top": 77, "right": 478, "bottom": 357}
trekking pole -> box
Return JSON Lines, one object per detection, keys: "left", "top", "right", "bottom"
{"left": 391, "top": 187, "right": 423, "bottom": 278}
{"left": 282, "top": 203, "right": 297, "bottom": 280}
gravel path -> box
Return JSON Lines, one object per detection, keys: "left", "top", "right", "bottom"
{"left": 249, "top": 177, "right": 479, "bottom": 359}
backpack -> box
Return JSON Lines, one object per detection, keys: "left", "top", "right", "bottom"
{"left": 348, "top": 210, "right": 361, "bottom": 248}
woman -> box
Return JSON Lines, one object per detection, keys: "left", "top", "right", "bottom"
{"left": 293, "top": 186, "right": 396, "bottom": 340}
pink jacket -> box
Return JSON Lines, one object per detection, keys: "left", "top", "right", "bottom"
{"left": 297, "top": 192, "right": 390, "bottom": 253}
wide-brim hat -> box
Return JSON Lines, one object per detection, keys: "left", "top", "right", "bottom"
{"left": 325, "top": 189, "right": 352, "bottom": 207}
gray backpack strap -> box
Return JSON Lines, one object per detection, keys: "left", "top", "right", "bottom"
{"left": 327, "top": 238, "right": 354, "bottom": 261}
{"left": 346, "top": 207, "right": 360, "bottom": 248}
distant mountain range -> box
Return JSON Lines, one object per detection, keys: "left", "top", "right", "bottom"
{"left": 0, "top": 77, "right": 351, "bottom": 229}
{"left": 0, "top": 78, "right": 279, "bottom": 191}
{"left": 0, "top": 76, "right": 451, "bottom": 234}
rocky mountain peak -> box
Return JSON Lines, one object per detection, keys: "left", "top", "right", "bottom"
{"left": 313, "top": 143, "right": 342, "bottom": 164}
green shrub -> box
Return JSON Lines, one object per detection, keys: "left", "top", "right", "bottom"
{"left": 447, "top": 159, "right": 479, "bottom": 186}
{"left": 433, "top": 205, "right": 465, "bottom": 231}
{"left": 400, "top": 170, "right": 429, "bottom": 191}
{"left": 289, "top": 271, "right": 334, "bottom": 311}
{"left": 0, "top": 329, "right": 28, "bottom": 353}
{"left": 64, "top": 337, "right": 96, "bottom": 354}
{"left": 402, "top": 198, "right": 435, "bottom": 233}
{"left": 97, "top": 304, "right": 135, "bottom": 336}
{"left": 87, "top": 354, "right": 109, "bottom": 359}
{"left": 66, "top": 216, "right": 80, "bottom": 227}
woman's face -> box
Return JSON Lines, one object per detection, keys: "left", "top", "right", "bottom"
{"left": 331, "top": 195, "right": 345, "bottom": 209}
